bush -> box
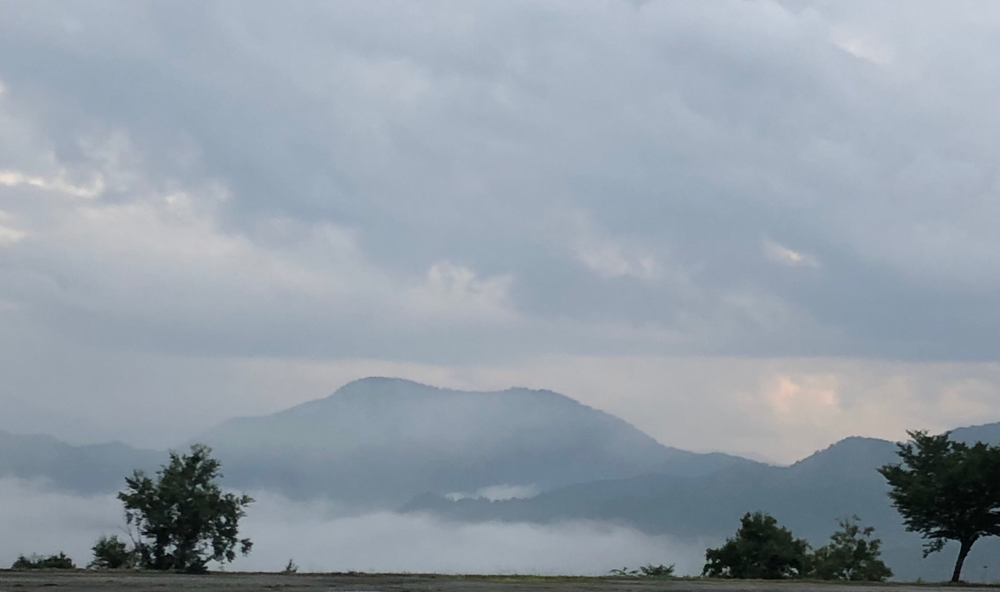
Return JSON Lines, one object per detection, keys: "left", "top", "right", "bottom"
{"left": 812, "top": 516, "right": 892, "bottom": 582}
{"left": 609, "top": 563, "right": 675, "bottom": 578}
{"left": 702, "top": 512, "right": 892, "bottom": 581}
{"left": 11, "top": 552, "right": 76, "bottom": 570}
{"left": 703, "top": 512, "right": 810, "bottom": 579}
{"left": 89, "top": 534, "right": 137, "bottom": 569}
{"left": 637, "top": 564, "right": 675, "bottom": 577}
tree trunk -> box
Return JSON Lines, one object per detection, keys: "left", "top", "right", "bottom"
{"left": 952, "top": 539, "right": 974, "bottom": 583}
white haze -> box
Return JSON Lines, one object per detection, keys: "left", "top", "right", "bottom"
{"left": 445, "top": 484, "right": 540, "bottom": 502}
{"left": 0, "top": 479, "right": 711, "bottom": 575}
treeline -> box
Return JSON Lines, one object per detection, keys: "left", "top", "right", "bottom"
{"left": 611, "top": 513, "right": 891, "bottom": 581}
{"left": 9, "top": 430, "right": 1000, "bottom": 582}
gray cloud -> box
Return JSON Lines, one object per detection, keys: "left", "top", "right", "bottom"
{"left": 1, "top": 0, "right": 997, "bottom": 362}
{"left": 0, "top": 0, "right": 997, "bottom": 456}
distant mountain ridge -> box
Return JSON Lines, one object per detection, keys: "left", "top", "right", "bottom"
{"left": 4, "top": 377, "right": 1000, "bottom": 581}
{"left": 0, "top": 430, "right": 160, "bottom": 493}
{"left": 0, "top": 377, "right": 749, "bottom": 500}
{"left": 197, "top": 377, "right": 751, "bottom": 505}
{"left": 403, "top": 423, "right": 1000, "bottom": 581}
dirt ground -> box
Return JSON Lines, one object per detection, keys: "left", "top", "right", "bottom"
{"left": 0, "top": 572, "right": 992, "bottom": 592}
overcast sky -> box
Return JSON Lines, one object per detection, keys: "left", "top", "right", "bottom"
{"left": 0, "top": 0, "right": 997, "bottom": 463}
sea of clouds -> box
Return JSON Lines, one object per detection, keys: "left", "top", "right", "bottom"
{"left": 0, "top": 478, "right": 711, "bottom": 575}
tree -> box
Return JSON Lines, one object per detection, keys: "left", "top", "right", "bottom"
{"left": 89, "top": 535, "right": 136, "bottom": 569}
{"left": 117, "top": 443, "right": 253, "bottom": 572}
{"left": 811, "top": 516, "right": 892, "bottom": 581}
{"left": 703, "top": 511, "right": 811, "bottom": 579}
{"left": 878, "top": 430, "right": 1000, "bottom": 582}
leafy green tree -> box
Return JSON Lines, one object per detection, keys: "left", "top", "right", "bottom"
{"left": 118, "top": 443, "right": 254, "bottom": 572}
{"left": 11, "top": 552, "right": 76, "bottom": 569}
{"left": 89, "top": 534, "right": 136, "bottom": 569}
{"left": 878, "top": 431, "right": 1000, "bottom": 582}
{"left": 811, "top": 516, "right": 892, "bottom": 581}
{"left": 703, "top": 511, "right": 811, "bottom": 579}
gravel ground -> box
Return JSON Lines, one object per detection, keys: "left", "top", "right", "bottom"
{"left": 0, "top": 572, "right": 992, "bottom": 592}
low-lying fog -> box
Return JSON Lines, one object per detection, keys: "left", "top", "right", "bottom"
{"left": 0, "top": 478, "right": 711, "bottom": 575}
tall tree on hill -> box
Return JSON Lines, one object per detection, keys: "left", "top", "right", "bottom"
{"left": 116, "top": 444, "right": 253, "bottom": 572}
{"left": 879, "top": 431, "right": 1000, "bottom": 582}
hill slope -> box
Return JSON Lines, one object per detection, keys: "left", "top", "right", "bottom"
{"left": 0, "top": 430, "right": 160, "bottom": 494}
{"left": 404, "top": 426, "right": 1000, "bottom": 581}
{"left": 199, "top": 377, "right": 750, "bottom": 505}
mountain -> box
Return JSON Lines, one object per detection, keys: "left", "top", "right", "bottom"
{"left": 403, "top": 426, "right": 1000, "bottom": 581}
{"left": 0, "top": 377, "right": 750, "bottom": 502}
{"left": 951, "top": 422, "right": 1000, "bottom": 446}
{"left": 402, "top": 437, "right": 896, "bottom": 539}
{"left": 5, "top": 377, "right": 1000, "bottom": 580}
{"left": 0, "top": 430, "right": 160, "bottom": 494}
{"left": 197, "top": 377, "right": 751, "bottom": 505}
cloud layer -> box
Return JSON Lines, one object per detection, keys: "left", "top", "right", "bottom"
{"left": 0, "top": 0, "right": 997, "bottom": 458}
{"left": 1, "top": 0, "right": 996, "bottom": 362}
{"left": 0, "top": 478, "right": 709, "bottom": 575}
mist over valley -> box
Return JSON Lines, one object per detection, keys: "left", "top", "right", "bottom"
{"left": 3, "top": 377, "right": 1000, "bottom": 580}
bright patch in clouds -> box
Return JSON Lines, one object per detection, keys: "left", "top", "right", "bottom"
{"left": 406, "top": 261, "right": 515, "bottom": 322}
{"left": 764, "top": 239, "right": 820, "bottom": 268}
{"left": 571, "top": 214, "right": 661, "bottom": 281}
{"left": 763, "top": 374, "right": 839, "bottom": 418}
{"left": 830, "top": 27, "right": 894, "bottom": 66}
{"left": 0, "top": 169, "right": 105, "bottom": 199}
{"left": 577, "top": 240, "right": 659, "bottom": 280}
{"left": 0, "top": 211, "right": 26, "bottom": 245}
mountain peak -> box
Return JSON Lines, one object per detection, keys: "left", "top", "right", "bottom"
{"left": 334, "top": 376, "right": 439, "bottom": 395}
{"left": 788, "top": 436, "right": 898, "bottom": 475}
{"left": 197, "top": 377, "right": 686, "bottom": 505}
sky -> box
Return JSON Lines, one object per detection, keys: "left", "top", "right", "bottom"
{"left": 0, "top": 0, "right": 997, "bottom": 464}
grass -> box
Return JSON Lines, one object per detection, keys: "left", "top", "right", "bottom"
{"left": 3, "top": 568, "right": 999, "bottom": 587}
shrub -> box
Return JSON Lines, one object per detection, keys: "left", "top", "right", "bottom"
{"left": 11, "top": 552, "right": 76, "bottom": 570}
{"left": 89, "top": 534, "right": 137, "bottom": 569}
{"left": 638, "top": 563, "right": 675, "bottom": 577}
{"left": 703, "top": 512, "right": 810, "bottom": 579}
{"left": 812, "top": 516, "right": 892, "bottom": 582}
{"left": 609, "top": 563, "right": 675, "bottom": 578}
